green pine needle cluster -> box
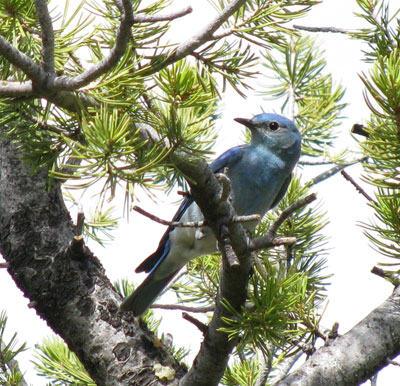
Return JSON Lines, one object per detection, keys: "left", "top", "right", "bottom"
{"left": 0, "top": 311, "right": 27, "bottom": 386}
{"left": 259, "top": 35, "right": 346, "bottom": 158}
{"left": 355, "top": 0, "right": 400, "bottom": 268}
{"left": 33, "top": 336, "right": 95, "bottom": 385}
{"left": 220, "top": 177, "right": 329, "bottom": 356}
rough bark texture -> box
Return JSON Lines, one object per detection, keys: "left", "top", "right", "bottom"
{"left": 0, "top": 137, "right": 186, "bottom": 385}
{"left": 275, "top": 286, "right": 400, "bottom": 386}
{"left": 174, "top": 158, "right": 252, "bottom": 386}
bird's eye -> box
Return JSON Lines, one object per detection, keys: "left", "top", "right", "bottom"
{"left": 269, "top": 121, "right": 279, "bottom": 131}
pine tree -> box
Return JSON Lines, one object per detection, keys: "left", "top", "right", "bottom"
{"left": 1, "top": 0, "right": 400, "bottom": 385}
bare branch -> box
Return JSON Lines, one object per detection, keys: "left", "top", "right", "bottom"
{"left": 0, "top": 81, "right": 34, "bottom": 97}
{"left": 34, "top": 0, "right": 55, "bottom": 75}
{"left": 275, "top": 287, "right": 400, "bottom": 386}
{"left": 173, "top": 0, "right": 246, "bottom": 59}
{"left": 341, "top": 170, "right": 377, "bottom": 204}
{"left": 371, "top": 266, "right": 400, "bottom": 286}
{"left": 308, "top": 157, "right": 367, "bottom": 186}
{"left": 293, "top": 24, "right": 349, "bottom": 34}
{"left": 152, "top": 303, "right": 214, "bottom": 313}
{"left": 352, "top": 123, "right": 370, "bottom": 138}
{"left": 182, "top": 312, "right": 208, "bottom": 334}
{"left": 249, "top": 194, "right": 317, "bottom": 252}
{"left": 0, "top": 36, "right": 45, "bottom": 82}
{"left": 133, "top": 205, "right": 260, "bottom": 227}
{"left": 142, "top": 0, "right": 247, "bottom": 75}
{"left": 216, "top": 171, "right": 232, "bottom": 202}
{"left": 134, "top": 6, "right": 193, "bottom": 22}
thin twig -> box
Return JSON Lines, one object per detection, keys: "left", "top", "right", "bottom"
{"left": 267, "top": 194, "right": 316, "bottom": 237}
{"left": 134, "top": 6, "right": 193, "bottom": 22}
{"left": 0, "top": 37, "right": 44, "bottom": 82}
{"left": 299, "top": 159, "right": 338, "bottom": 166}
{"left": 219, "top": 226, "right": 240, "bottom": 268}
{"left": 34, "top": 0, "right": 55, "bottom": 75}
{"left": 341, "top": 170, "right": 377, "bottom": 204}
{"left": 152, "top": 303, "right": 214, "bottom": 313}
{"left": 142, "top": 0, "right": 247, "bottom": 75}
{"left": 182, "top": 312, "right": 208, "bottom": 334}
{"left": 0, "top": 262, "right": 9, "bottom": 269}
{"left": 293, "top": 24, "right": 349, "bottom": 34}
{"left": 75, "top": 211, "right": 85, "bottom": 237}
{"left": 133, "top": 205, "right": 260, "bottom": 227}
{"left": 309, "top": 164, "right": 347, "bottom": 185}
{"left": 308, "top": 157, "right": 368, "bottom": 186}
{"left": 248, "top": 194, "right": 316, "bottom": 252}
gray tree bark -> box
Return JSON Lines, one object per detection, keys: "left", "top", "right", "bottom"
{"left": 0, "top": 137, "right": 186, "bottom": 385}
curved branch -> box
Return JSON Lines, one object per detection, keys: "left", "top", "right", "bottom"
{"left": 52, "top": 0, "right": 134, "bottom": 91}
{"left": 275, "top": 287, "right": 400, "bottom": 385}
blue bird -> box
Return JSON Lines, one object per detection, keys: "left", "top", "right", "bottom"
{"left": 120, "top": 113, "right": 302, "bottom": 316}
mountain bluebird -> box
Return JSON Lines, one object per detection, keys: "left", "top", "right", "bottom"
{"left": 120, "top": 113, "right": 302, "bottom": 316}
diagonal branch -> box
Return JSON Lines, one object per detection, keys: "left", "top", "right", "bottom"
{"left": 34, "top": 0, "right": 55, "bottom": 75}
{"left": 141, "top": 0, "right": 248, "bottom": 75}
{"left": 275, "top": 286, "right": 400, "bottom": 385}
{"left": 52, "top": 0, "right": 134, "bottom": 90}
{"left": 134, "top": 6, "right": 193, "bottom": 22}
{"left": 172, "top": 0, "right": 247, "bottom": 60}
{"left": 0, "top": 36, "right": 45, "bottom": 83}
{"left": 249, "top": 194, "right": 317, "bottom": 252}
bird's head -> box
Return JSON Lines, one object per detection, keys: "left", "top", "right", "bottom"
{"left": 234, "top": 113, "right": 301, "bottom": 156}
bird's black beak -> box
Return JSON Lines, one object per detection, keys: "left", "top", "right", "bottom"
{"left": 234, "top": 117, "right": 254, "bottom": 129}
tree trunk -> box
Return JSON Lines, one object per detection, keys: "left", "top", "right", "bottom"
{"left": 0, "top": 137, "right": 185, "bottom": 385}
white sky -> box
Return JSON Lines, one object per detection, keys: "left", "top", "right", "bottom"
{"left": 1, "top": 0, "right": 399, "bottom": 385}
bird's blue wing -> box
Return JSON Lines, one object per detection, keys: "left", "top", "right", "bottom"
{"left": 210, "top": 145, "right": 244, "bottom": 173}
{"left": 135, "top": 146, "right": 245, "bottom": 274}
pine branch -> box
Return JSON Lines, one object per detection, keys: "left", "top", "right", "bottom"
{"left": 308, "top": 157, "right": 367, "bottom": 186}
{"left": 52, "top": 0, "right": 134, "bottom": 91}
{"left": 152, "top": 304, "right": 214, "bottom": 313}
{"left": 0, "top": 36, "right": 45, "bottom": 83}
{"left": 293, "top": 24, "right": 349, "bottom": 34}
{"left": 274, "top": 286, "right": 400, "bottom": 386}
{"left": 134, "top": 6, "right": 193, "bottom": 22}
{"left": 0, "top": 81, "right": 35, "bottom": 97}
{"left": 34, "top": 0, "right": 55, "bottom": 75}
{"left": 141, "top": 0, "right": 248, "bottom": 76}
{"left": 248, "top": 194, "right": 317, "bottom": 252}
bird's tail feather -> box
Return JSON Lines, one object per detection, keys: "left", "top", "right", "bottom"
{"left": 120, "top": 271, "right": 177, "bottom": 316}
